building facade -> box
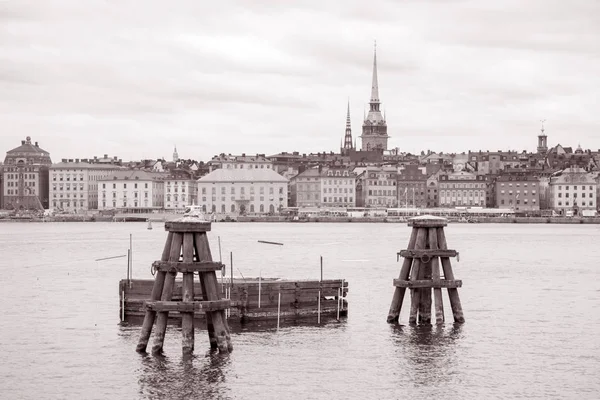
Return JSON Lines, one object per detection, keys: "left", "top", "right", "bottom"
{"left": 321, "top": 167, "right": 356, "bottom": 208}
{"left": 549, "top": 167, "right": 596, "bottom": 215}
{"left": 50, "top": 160, "right": 121, "bottom": 212}
{"left": 198, "top": 169, "right": 288, "bottom": 215}
{"left": 495, "top": 175, "right": 540, "bottom": 211}
{"left": 98, "top": 170, "right": 165, "bottom": 211}
{"left": 438, "top": 171, "right": 487, "bottom": 207}
{"left": 164, "top": 179, "right": 198, "bottom": 210}
{"left": 397, "top": 164, "right": 427, "bottom": 208}
{"left": 2, "top": 137, "right": 52, "bottom": 210}
{"left": 291, "top": 167, "right": 321, "bottom": 208}
{"left": 361, "top": 166, "right": 397, "bottom": 208}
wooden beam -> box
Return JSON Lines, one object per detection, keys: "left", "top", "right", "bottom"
{"left": 393, "top": 279, "right": 462, "bottom": 289}
{"left": 398, "top": 249, "right": 458, "bottom": 260}
{"left": 152, "top": 261, "right": 224, "bottom": 273}
{"left": 165, "top": 221, "right": 212, "bottom": 232}
{"left": 145, "top": 299, "right": 234, "bottom": 312}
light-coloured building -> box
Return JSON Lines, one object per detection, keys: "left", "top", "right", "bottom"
{"left": 98, "top": 170, "right": 165, "bottom": 211}
{"left": 198, "top": 169, "right": 288, "bottom": 215}
{"left": 361, "top": 166, "right": 398, "bottom": 208}
{"left": 208, "top": 153, "right": 273, "bottom": 172}
{"left": 549, "top": 167, "right": 596, "bottom": 215}
{"left": 164, "top": 179, "right": 198, "bottom": 210}
{"left": 50, "top": 160, "right": 121, "bottom": 212}
{"left": 2, "top": 137, "right": 52, "bottom": 210}
{"left": 495, "top": 175, "right": 540, "bottom": 211}
{"left": 438, "top": 171, "right": 487, "bottom": 207}
{"left": 321, "top": 167, "right": 356, "bottom": 208}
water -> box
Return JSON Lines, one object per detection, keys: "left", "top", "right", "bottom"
{"left": 0, "top": 222, "right": 599, "bottom": 399}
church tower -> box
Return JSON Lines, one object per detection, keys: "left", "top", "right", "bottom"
{"left": 341, "top": 100, "right": 354, "bottom": 155}
{"left": 537, "top": 120, "right": 548, "bottom": 155}
{"left": 173, "top": 145, "right": 179, "bottom": 163}
{"left": 360, "top": 42, "right": 389, "bottom": 152}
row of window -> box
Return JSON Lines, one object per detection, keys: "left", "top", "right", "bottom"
{"left": 556, "top": 185, "right": 594, "bottom": 190}
{"left": 53, "top": 193, "right": 84, "bottom": 198}
{"left": 202, "top": 196, "right": 281, "bottom": 202}
{"left": 368, "top": 190, "right": 396, "bottom": 196}
{"left": 53, "top": 176, "right": 84, "bottom": 181}
{"left": 556, "top": 201, "right": 594, "bottom": 207}
{"left": 500, "top": 199, "right": 537, "bottom": 205}
{"left": 323, "top": 197, "right": 354, "bottom": 203}
{"left": 102, "top": 192, "right": 149, "bottom": 199}
{"left": 440, "top": 183, "right": 486, "bottom": 189}
{"left": 368, "top": 180, "right": 396, "bottom": 186}
{"left": 499, "top": 190, "right": 537, "bottom": 195}
{"left": 324, "top": 187, "right": 353, "bottom": 194}
{"left": 102, "top": 183, "right": 149, "bottom": 189}
{"left": 201, "top": 186, "right": 282, "bottom": 195}
{"left": 5, "top": 173, "right": 37, "bottom": 180}
{"left": 6, "top": 181, "right": 36, "bottom": 187}
{"left": 499, "top": 182, "right": 537, "bottom": 187}
{"left": 557, "top": 192, "right": 593, "bottom": 198}
{"left": 324, "top": 179, "right": 353, "bottom": 185}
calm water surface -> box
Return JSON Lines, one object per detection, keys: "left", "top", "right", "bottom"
{"left": 0, "top": 222, "right": 599, "bottom": 399}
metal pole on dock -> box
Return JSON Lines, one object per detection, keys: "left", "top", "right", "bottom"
{"left": 337, "top": 287, "right": 340, "bottom": 321}
{"left": 258, "top": 271, "right": 262, "bottom": 308}
{"left": 121, "top": 290, "right": 125, "bottom": 322}
{"left": 277, "top": 292, "right": 281, "bottom": 330}
{"left": 320, "top": 256, "right": 323, "bottom": 282}
{"left": 129, "top": 234, "right": 133, "bottom": 280}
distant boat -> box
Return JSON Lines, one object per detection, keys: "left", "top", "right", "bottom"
{"left": 147, "top": 220, "right": 153, "bottom": 230}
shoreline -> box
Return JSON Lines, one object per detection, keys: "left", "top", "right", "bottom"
{"left": 2, "top": 215, "right": 600, "bottom": 224}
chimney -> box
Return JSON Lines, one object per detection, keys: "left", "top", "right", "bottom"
{"left": 35, "top": 142, "right": 39, "bottom": 147}
{"left": 21, "top": 140, "right": 25, "bottom": 145}
{"left": 62, "top": 158, "right": 67, "bottom": 162}
{"left": 104, "top": 154, "right": 108, "bottom": 158}
{"left": 75, "top": 158, "right": 79, "bottom": 163}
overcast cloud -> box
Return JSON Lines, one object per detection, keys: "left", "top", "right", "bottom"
{"left": 1, "top": 0, "right": 599, "bottom": 161}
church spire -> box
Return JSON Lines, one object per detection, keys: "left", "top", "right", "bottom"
{"left": 370, "top": 40, "right": 380, "bottom": 106}
{"left": 173, "top": 145, "right": 179, "bottom": 163}
{"left": 342, "top": 99, "right": 353, "bottom": 153}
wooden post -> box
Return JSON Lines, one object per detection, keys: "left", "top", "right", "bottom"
{"left": 136, "top": 231, "right": 173, "bottom": 353}
{"left": 194, "top": 232, "right": 218, "bottom": 349}
{"left": 151, "top": 232, "right": 183, "bottom": 354}
{"left": 387, "top": 227, "right": 420, "bottom": 323}
{"left": 437, "top": 228, "right": 465, "bottom": 323}
{"left": 429, "top": 227, "right": 445, "bottom": 324}
{"left": 181, "top": 233, "right": 195, "bottom": 355}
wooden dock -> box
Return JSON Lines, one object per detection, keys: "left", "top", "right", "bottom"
{"left": 120, "top": 277, "right": 348, "bottom": 325}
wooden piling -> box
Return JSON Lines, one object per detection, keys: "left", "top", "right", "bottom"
{"left": 136, "top": 217, "right": 233, "bottom": 355}
{"left": 151, "top": 232, "right": 183, "bottom": 354}
{"left": 181, "top": 233, "right": 195, "bottom": 355}
{"left": 388, "top": 215, "right": 464, "bottom": 325}
{"left": 136, "top": 231, "right": 173, "bottom": 353}
{"left": 437, "top": 228, "right": 465, "bottom": 323}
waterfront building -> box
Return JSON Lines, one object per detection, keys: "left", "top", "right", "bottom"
{"left": 2, "top": 137, "right": 52, "bottom": 210}
{"left": 49, "top": 159, "right": 121, "bottom": 212}
{"left": 361, "top": 166, "right": 398, "bottom": 208}
{"left": 164, "top": 171, "right": 198, "bottom": 210}
{"left": 321, "top": 166, "right": 356, "bottom": 208}
{"left": 426, "top": 173, "right": 440, "bottom": 208}
{"left": 438, "top": 171, "right": 487, "bottom": 207}
{"left": 397, "top": 164, "right": 427, "bottom": 208}
{"left": 549, "top": 167, "right": 597, "bottom": 215}
{"left": 360, "top": 44, "right": 389, "bottom": 152}
{"left": 208, "top": 153, "right": 273, "bottom": 172}
{"left": 290, "top": 167, "right": 322, "bottom": 208}
{"left": 495, "top": 175, "right": 540, "bottom": 211}
{"left": 98, "top": 170, "right": 165, "bottom": 211}
{"left": 198, "top": 169, "right": 288, "bottom": 215}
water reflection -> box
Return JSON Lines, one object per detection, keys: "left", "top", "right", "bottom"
{"left": 138, "top": 351, "right": 231, "bottom": 400}
{"left": 391, "top": 323, "right": 464, "bottom": 387}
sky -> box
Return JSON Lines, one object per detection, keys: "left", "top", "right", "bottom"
{"left": 1, "top": 0, "right": 599, "bottom": 162}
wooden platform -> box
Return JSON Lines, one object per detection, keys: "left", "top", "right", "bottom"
{"left": 120, "top": 278, "right": 348, "bottom": 324}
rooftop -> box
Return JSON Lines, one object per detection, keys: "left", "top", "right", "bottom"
{"left": 199, "top": 168, "right": 288, "bottom": 183}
